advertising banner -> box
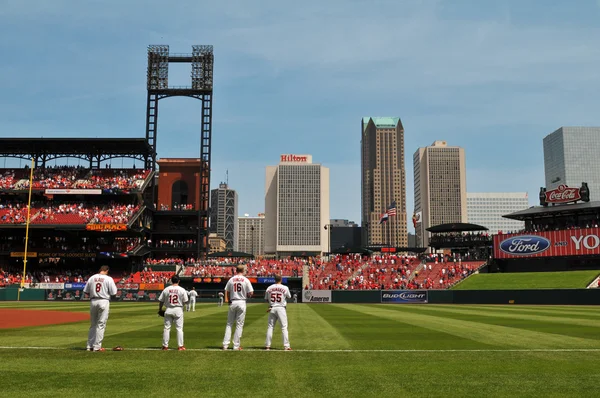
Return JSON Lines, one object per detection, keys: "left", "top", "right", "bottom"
{"left": 302, "top": 290, "right": 332, "bottom": 303}
{"left": 258, "top": 277, "right": 288, "bottom": 284}
{"left": 494, "top": 228, "right": 600, "bottom": 259}
{"left": 46, "top": 289, "right": 162, "bottom": 302}
{"left": 86, "top": 224, "right": 127, "bottom": 232}
{"left": 38, "top": 252, "right": 96, "bottom": 258}
{"left": 45, "top": 189, "right": 102, "bottom": 195}
{"left": 38, "top": 283, "right": 65, "bottom": 290}
{"left": 64, "top": 282, "right": 87, "bottom": 290}
{"left": 10, "top": 252, "right": 37, "bottom": 258}
{"left": 381, "top": 290, "right": 428, "bottom": 304}
{"left": 139, "top": 283, "right": 164, "bottom": 290}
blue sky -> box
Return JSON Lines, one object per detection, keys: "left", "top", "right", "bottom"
{"left": 1, "top": 0, "right": 600, "bottom": 232}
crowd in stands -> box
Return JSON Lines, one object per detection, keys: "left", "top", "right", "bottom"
{"left": 507, "top": 218, "right": 600, "bottom": 235}
{"left": 158, "top": 204, "right": 194, "bottom": 211}
{"left": 429, "top": 232, "right": 491, "bottom": 246}
{"left": 179, "top": 257, "right": 305, "bottom": 278}
{"left": 0, "top": 167, "right": 149, "bottom": 191}
{"left": 154, "top": 239, "right": 197, "bottom": 248}
{"left": 0, "top": 203, "right": 139, "bottom": 225}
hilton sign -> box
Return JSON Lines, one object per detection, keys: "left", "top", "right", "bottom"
{"left": 280, "top": 154, "right": 309, "bottom": 163}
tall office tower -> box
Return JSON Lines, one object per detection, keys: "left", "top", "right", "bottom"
{"left": 414, "top": 141, "right": 467, "bottom": 248}
{"left": 544, "top": 127, "right": 600, "bottom": 201}
{"left": 209, "top": 183, "right": 238, "bottom": 250}
{"left": 264, "top": 154, "right": 330, "bottom": 256}
{"left": 361, "top": 117, "right": 408, "bottom": 247}
{"left": 238, "top": 213, "right": 265, "bottom": 256}
{"left": 467, "top": 192, "right": 529, "bottom": 234}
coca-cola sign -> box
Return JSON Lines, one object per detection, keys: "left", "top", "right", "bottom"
{"left": 545, "top": 185, "right": 581, "bottom": 204}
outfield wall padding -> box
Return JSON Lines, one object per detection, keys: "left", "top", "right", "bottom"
{"left": 0, "top": 289, "right": 46, "bottom": 301}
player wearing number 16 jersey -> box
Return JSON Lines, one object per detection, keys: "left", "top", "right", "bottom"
{"left": 83, "top": 265, "right": 118, "bottom": 352}
{"left": 264, "top": 275, "right": 292, "bottom": 351}
{"left": 158, "top": 276, "right": 189, "bottom": 351}
{"left": 222, "top": 265, "right": 254, "bottom": 350}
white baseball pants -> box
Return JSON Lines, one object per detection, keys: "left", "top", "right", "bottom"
{"left": 163, "top": 308, "right": 184, "bottom": 348}
{"left": 218, "top": 298, "right": 224, "bottom": 307}
{"left": 265, "top": 307, "right": 290, "bottom": 349}
{"left": 190, "top": 299, "right": 196, "bottom": 311}
{"left": 222, "top": 301, "right": 247, "bottom": 349}
{"left": 87, "top": 299, "right": 110, "bottom": 350}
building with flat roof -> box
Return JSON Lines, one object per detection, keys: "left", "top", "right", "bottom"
{"left": 361, "top": 117, "right": 408, "bottom": 247}
{"left": 414, "top": 141, "right": 467, "bottom": 247}
{"left": 265, "top": 154, "right": 329, "bottom": 256}
{"left": 544, "top": 127, "right": 600, "bottom": 201}
{"left": 467, "top": 192, "right": 529, "bottom": 234}
{"left": 238, "top": 213, "right": 265, "bottom": 256}
{"left": 209, "top": 183, "right": 238, "bottom": 251}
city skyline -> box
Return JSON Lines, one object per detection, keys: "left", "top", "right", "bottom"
{"left": 2, "top": 1, "right": 600, "bottom": 230}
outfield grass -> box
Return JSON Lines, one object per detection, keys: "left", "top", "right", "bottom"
{"left": 0, "top": 302, "right": 600, "bottom": 397}
{"left": 452, "top": 270, "right": 600, "bottom": 290}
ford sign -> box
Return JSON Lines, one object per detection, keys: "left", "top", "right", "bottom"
{"left": 499, "top": 235, "right": 551, "bottom": 256}
{"left": 381, "top": 290, "right": 428, "bottom": 304}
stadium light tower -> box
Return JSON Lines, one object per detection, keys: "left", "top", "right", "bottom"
{"left": 146, "top": 45, "right": 214, "bottom": 257}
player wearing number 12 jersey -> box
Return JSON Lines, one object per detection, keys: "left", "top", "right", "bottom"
{"left": 264, "top": 275, "right": 292, "bottom": 350}
{"left": 158, "top": 276, "right": 189, "bottom": 351}
{"left": 83, "top": 265, "right": 118, "bottom": 352}
{"left": 222, "top": 265, "right": 254, "bottom": 350}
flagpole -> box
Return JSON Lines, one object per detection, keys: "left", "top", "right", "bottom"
{"left": 18, "top": 158, "right": 35, "bottom": 302}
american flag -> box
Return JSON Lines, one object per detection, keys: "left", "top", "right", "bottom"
{"left": 379, "top": 212, "right": 389, "bottom": 224}
{"left": 387, "top": 201, "right": 397, "bottom": 216}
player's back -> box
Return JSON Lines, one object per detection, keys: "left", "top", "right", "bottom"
{"left": 265, "top": 284, "right": 291, "bottom": 307}
{"left": 160, "top": 285, "right": 189, "bottom": 309}
{"left": 226, "top": 275, "right": 253, "bottom": 301}
{"left": 84, "top": 273, "right": 117, "bottom": 300}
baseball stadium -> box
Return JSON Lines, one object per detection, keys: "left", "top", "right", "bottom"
{"left": 1, "top": 46, "right": 600, "bottom": 398}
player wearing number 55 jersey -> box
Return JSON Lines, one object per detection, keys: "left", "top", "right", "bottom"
{"left": 264, "top": 275, "right": 292, "bottom": 351}
{"left": 222, "top": 265, "right": 254, "bottom": 350}
{"left": 158, "top": 276, "right": 189, "bottom": 351}
{"left": 83, "top": 265, "right": 117, "bottom": 352}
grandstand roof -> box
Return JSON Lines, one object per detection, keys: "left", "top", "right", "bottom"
{"left": 427, "top": 223, "right": 488, "bottom": 233}
{"left": 503, "top": 201, "right": 600, "bottom": 220}
{"left": 0, "top": 138, "right": 152, "bottom": 157}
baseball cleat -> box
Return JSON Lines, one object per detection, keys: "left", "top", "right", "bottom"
{"left": 233, "top": 347, "right": 243, "bottom": 351}
{"left": 264, "top": 346, "right": 271, "bottom": 351}
{"left": 162, "top": 346, "right": 169, "bottom": 351}
{"left": 178, "top": 346, "right": 186, "bottom": 351}
{"left": 222, "top": 346, "right": 228, "bottom": 350}
{"left": 284, "top": 347, "right": 292, "bottom": 351}
{"left": 93, "top": 348, "right": 106, "bottom": 352}
{"left": 86, "top": 348, "right": 91, "bottom": 352}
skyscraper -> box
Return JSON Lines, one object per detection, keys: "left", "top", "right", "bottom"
{"left": 544, "top": 127, "right": 600, "bottom": 201}
{"left": 264, "top": 154, "right": 330, "bottom": 256}
{"left": 414, "top": 141, "right": 467, "bottom": 247}
{"left": 238, "top": 213, "right": 265, "bottom": 256}
{"left": 209, "top": 183, "right": 238, "bottom": 251}
{"left": 361, "top": 117, "right": 408, "bottom": 247}
{"left": 467, "top": 192, "right": 529, "bottom": 234}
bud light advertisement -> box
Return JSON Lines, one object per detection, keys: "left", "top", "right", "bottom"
{"left": 258, "top": 277, "right": 288, "bottom": 284}
{"left": 381, "top": 290, "right": 428, "bottom": 304}
{"left": 64, "top": 282, "right": 87, "bottom": 290}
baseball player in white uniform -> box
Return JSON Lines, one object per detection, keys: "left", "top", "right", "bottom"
{"left": 264, "top": 275, "right": 292, "bottom": 351}
{"left": 222, "top": 265, "right": 254, "bottom": 350}
{"left": 218, "top": 291, "right": 224, "bottom": 307}
{"left": 188, "top": 287, "right": 198, "bottom": 312}
{"left": 158, "top": 276, "right": 189, "bottom": 351}
{"left": 83, "top": 265, "right": 118, "bottom": 352}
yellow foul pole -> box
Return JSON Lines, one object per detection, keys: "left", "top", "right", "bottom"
{"left": 17, "top": 158, "right": 35, "bottom": 302}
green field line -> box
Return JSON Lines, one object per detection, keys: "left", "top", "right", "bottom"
{"left": 341, "top": 304, "right": 600, "bottom": 349}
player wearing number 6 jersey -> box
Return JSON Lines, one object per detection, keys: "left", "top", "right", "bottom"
{"left": 222, "top": 265, "right": 254, "bottom": 350}
{"left": 264, "top": 275, "right": 292, "bottom": 351}
{"left": 158, "top": 276, "right": 189, "bottom": 351}
{"left": 83, "top": 265, "right": 118, "bottom": 352}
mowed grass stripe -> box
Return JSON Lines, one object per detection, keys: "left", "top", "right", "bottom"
{"left": 310, "top": 304, "right": 492, "bottom": 350}
{"left": 470, "top": 304, "right": 600, "bottom": 318}
{"left": 412, "top": 304, "right": 600, "bottom": 329}
{"left": 387, "top": 305, "right": 600, "bottom": 341}
{"left": 0, "top": 304, "right": 229, "bottom": 348}
{"left": 343, "top": 304, "right": 600, "bottom": 349}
